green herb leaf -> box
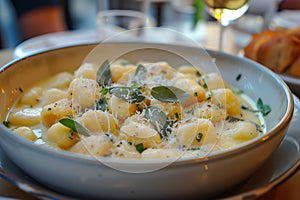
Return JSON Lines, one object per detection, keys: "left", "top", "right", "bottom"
{"left": 196, "top": 70, "right": 202, "bottom": 77}
{"left": 100, "top": 88, "right": 109, "bottom": 96}
{"left": 59, "top": 118, "right": 91, "bottom": 136}
{"left": 96, "top": 60, "right": 112, "bottom": 88}
{"left": 136, "top": 143, "right": 145, "bottom": 153}
{"left": 236, "top": 74, "right": 242, "bottom": 81}
{"left": 257, "top": 98, "right": 272, "bottom": 116}
{"left": 144, "top": 106, "right": 171, "bottom": 137}
{"left": 96, "top": 97, "right": 108, "bottom": 111}
{"left": 151, "top": 86, "right": 189, "bottom": 103}
{"left": 110, "top": 86, "right": 145, "bottom": 103}
{"left": 2, "top": 120, "right": 9, "bottom": 128}
{"left": 132, "top": 64, "right": 147, "bottom": 84}
{"left": 196, "top": 132, "right": 203, "bottom": 142}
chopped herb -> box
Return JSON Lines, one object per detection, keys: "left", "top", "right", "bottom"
{"left": 96, "top": 97, "right": 108, "bottom": 111}
{"left": 257, "top": 98, "right": 271, "bottom": 116}
{"left": 96, "top": 60, "right": 112, "bottom": 88}
{"left": 136, "top": 143, "right": 145, "bottom": 153}
{"left": 206, "top": 91, "right": 214, "bottom": 100}
{"left": 2, "top": 120, "right": 9, "bottom": 127}
{"left": 241, "top": 105, "right": 258, "bottom": 113}
{"left": 151, "top": 86, "right": 190, "bottom": 103}
{"left": 59, "top": 118, "right": 90, "bottom": 136}
{"left": 110, "top": 86, "right": 145, "bottom": 103}
{"left": 236, "top": 74, "right": 242, "bottom": 81}
{"left": 196, "top": 70, "right": 202, "bottom": 77}
{"left": 202, "top": 82, "right": 208, "bottom": 89}
{"left": 194, "top": 92, "right": 198, "bottom": 97}
{"left": 196, "top": 132, "right": 203, "bottom": 142}
{"left": 175, "top": 112, "right": 180, "bottom": 119}
{"left": 100, "top": 88, "right": 109, "bottom": 96}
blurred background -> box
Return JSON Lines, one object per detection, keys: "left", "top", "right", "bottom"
{"left": 0, "top": 0, "right": 300, "bottom": 50}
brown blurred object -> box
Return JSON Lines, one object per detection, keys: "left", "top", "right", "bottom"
{"left": 244, "top": 26, "right": 300, "bottom": 78}
{"left": 19, "top": 6, "right": 67, "bottom": 40}
{"left": 279, "top": 0, "right": 300, "bottom": 11}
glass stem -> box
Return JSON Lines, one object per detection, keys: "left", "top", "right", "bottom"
{"left": 219, "top": 23, "right": 228, "bottom": 52}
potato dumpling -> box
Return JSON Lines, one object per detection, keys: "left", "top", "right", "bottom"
{"left": 41, "top": 88, "right": 67, "bottom": 106}
{"left": 110, "top": 64, "right": 136, "bottom": 84}
{"left": 77, "top": 110, "right": 118, "bottom": 135}
{"left": 108, "top": 95, "right": 137, "bottom": 121}
{"left": 202, "top": 73, "right": 226, "bottom": 90}
{"left": 120, "top": 115, "right": 161, "bottom": 148}
{"left": 208, "top": 88, "right": 241, "bottom": 116}
{"left": 145, "top": 62, "right": 175, "bottom": 80}
{"left": 13, "top": 126, "right": 37, "bottom": 142}
{"left": 229, "top": 121, "right": 258, "bottom": 140}
{"left": 41, "top": 98, "right": 73, "bottom": 128}
{"left": 74, "top": 62, "right": 98, "bottom": 79}
{"left": 111, "top": 140, "right": 141, "bottom": 159}
{"left": 177, "top": 65, "right": 205, "bottom": 79}
{"left": 150, "top": 99, "right": 182, "bottom": 120}
{"left": 176, "top": 118, "right": 217, "bottom": 148}
{"left": 67, "top": 78, "right": 101, "bottom": 112}
{"left": 187, "top": 101, "right": 227, "bottom": 122}
{"left": 19, "top": 87, "right": 43, "bottom": 106}
{"left": 174, "top": 78, "right": 206, "bottom": 107}
{"left": 45, "top": 72, "right": 74, "bottom": 89}
{"left": 8, "top": 108, "right": 41, "bottom": 126}
{"left": 45, "top": 123, "right": 79, "bottom": 149}
{"left": 70, "top": 134, "right": 113, "bottom": 156}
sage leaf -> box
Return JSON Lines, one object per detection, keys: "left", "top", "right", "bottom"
{"left": 59, "top": 118, "right": 90, "bottom": 136}
{"left": 144, "top": 106, "right": 170, "bottom": 137}
{"left": 151, "top": 86, "right": 189, "bottom": 103}
{"left": 110, "top": 86, "right": 145, "bottom": 103}
{"left": 96, "top": 60, "right": 112, "bottom": 88}
{"left": 132, "top": 64, "right": 147, "bottom": 84}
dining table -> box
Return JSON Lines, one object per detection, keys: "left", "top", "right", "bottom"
{"left": 0, "top": 22, "right": 299, "bottom": 200}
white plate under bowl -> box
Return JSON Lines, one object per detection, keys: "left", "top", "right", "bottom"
{"left": 0, "top": 95, "right": 299, "bottom": 200}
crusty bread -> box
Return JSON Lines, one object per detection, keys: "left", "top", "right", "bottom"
{"left": 288, "top": 53, "right": 300, "bottom": 77}
{"left": 244, "top": 26, "right": 300, "bottom": 77}
{"left": 243, "top": 30, "right": 277, "bottom": 60}
{"left": 256, "top": 34, "right": 300, "bottom": 72}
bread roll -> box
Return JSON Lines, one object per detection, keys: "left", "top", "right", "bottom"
{"left": 256, "top": 34, "right": 300, "bottom": 72}
{"left": 244, "top": 26, "right": 300, "bottom": 77}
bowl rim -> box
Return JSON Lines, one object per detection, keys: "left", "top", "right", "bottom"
{"left": 0, "top": 42, "right": 295, "bottom": 168}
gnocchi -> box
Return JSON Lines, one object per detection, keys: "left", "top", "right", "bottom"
{"left": 4, "top": 60, "right": 267, "bottom": 159}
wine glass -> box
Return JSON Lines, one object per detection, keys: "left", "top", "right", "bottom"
{"left": 204, "top": 0, "right": 250, "bottom": 51}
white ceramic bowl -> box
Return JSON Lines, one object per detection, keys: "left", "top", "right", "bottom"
{"left": 0, "top": 43, "right": 294, "bottom": 199}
